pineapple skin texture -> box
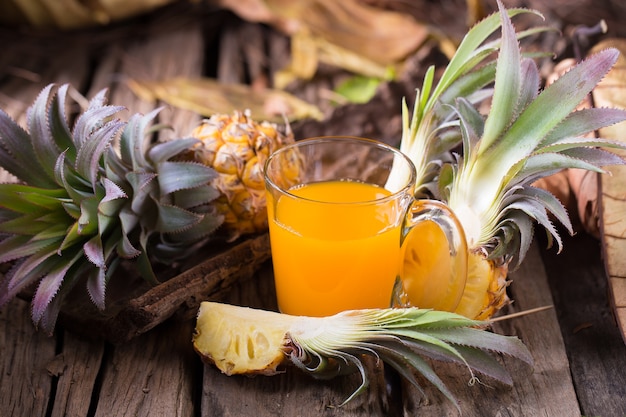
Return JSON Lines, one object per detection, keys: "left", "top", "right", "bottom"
{"left": 454, "top": 252, "right": 510, "bottom": 321}
{"left": 193, "top": 301, "right": 294, "bottom": 376}
{"left": 189, "top": 111, "right": 293, "bottom": 241}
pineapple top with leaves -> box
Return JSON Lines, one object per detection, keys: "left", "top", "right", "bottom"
{"left": 0, "top": 84, "right": 223, "bottom": 333}
{"left": 396, "top": 0, "right": 626, "bottom": 320}
{"left": 441, "top": 1, "right": 626, "bottom": 265}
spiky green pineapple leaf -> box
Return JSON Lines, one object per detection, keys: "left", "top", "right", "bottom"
{"left": 480, "top": 5, "right": 523, "bottom": 151}
{"left": 147, "top": 137, "right": 199, "bottom": 162}
{"left": 46, "top": 84, "right": 74, "bottom": 158}
{"left": 0, "top": 235, "right": 54, "bottom": 264}
{"left": 0, "top": 83, "right": 226, "bottom": 332}
{"left": 75, "top": 119, "right": 125, "bottom": 187}
{"left": 442, "top": 0, "right": 626, "bottom": 260}
{"left": 487, "top": 48, "right": 622, "bottom": 181}
{"left": 31, "top": 249, "right": 83, "bottom": 324}
{"left": 0, "top": 111, "right": 56, "bottom": 188}
{"left": 156, "top": 161, "right": 217, "bottom": 195}
{"left": 280, "top": 307, "right": 532, "bottom": 411}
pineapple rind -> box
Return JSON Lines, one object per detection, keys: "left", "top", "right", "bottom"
{"left": 189, "top": 110, "right": 293, "bottom": 241}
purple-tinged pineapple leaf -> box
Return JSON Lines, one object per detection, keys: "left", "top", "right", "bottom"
{"left": 86, "top": 88, "right": 108, "bottom": 110}
{"left": 419, "top": 327, "right": 533, "bottom": 365}
{"left": 520, "top": 152, "right": 619, "bottom": 181}
{"left": 405, "top": 340, "right": 515, "bottom": 386}
{"left": 77, "top": 196, "right": 99, "bottom": 235}
{"left": 98, "top": 177, "right": 127, "bottom": 218}
{"left": 538, "top": 136, "right": 626, "bottom": 157}
{"left": 496, "top": 48, "right": 620, "bottom": 163}
{"left": 100, "top": 177, "right": 127, "bottom": 203}
{"left": 127, "top": 171, "right": 157, "bottom": 214}
{"left": 0, "top": 235, "right": 57, "bottom": 264}
{"left": 3, "top": 246, "right": 57, "bottom": 303}
{"left": 47, "top": 84, "right": 74, "bottom": 160}
{"left": 163, "top": 210, "right": 223, "bottom": 244}
{"left": 31, "top": 250, "right": 82, "bottom": 324}
{"left": 86, "top": 267, "right": 107, "bottom": 310}
{"left": 75, "top": 119, "right": 125, "bottom": 189}
{"left": 560, "top": 147, "right": 626, "bottom": 167}
{"left": 492, "top": 210, "right": 535, "bottom": 265}
{"left": 516, "top": 186, "right": 573, "bottom": 235}
{"left": 516, "top": 58, "right": 541, "bottom": 112}
{"left": 83, "top": 234, "right": 105, "bottom": 269}
{"left": 116, "top": 233, "right": 142, "bottom": 259}
{"left": 147, "top": 137, "right": 199, "bottom": 163}
{"left": 480, "top": 0, "right": 523, "bottom": 152}
{"left": 454, "top": 97, "right": 484, "bottom": 163}
{"left": 154, "top": 201, "right": 204, "bottom": 234}
{"left": 508, "top": 197, "right": 563, "bottom": 251}
{"left": 0, "top": 110, "right": 56, "bottom": 187}
{"left": 542, "top": 108, "right": 626, "bottom": 146}
{"left": 28, "top": 85, "right": 66, "bottom": 185}
{"left": 173, "top": 184, "right": 221, "bottom": 209}
{"left": 367, "top": 341, "right": 461, "bottom": 412}
{"left": 156, "top": 161, "right": 217, "bottom": 195}
{"left": 37, "top": 293, "right": 63, "bottom": 335}
{"left": 119, "top": 108, "right": 162, "bottom": 168}
{"left": 71, "top": 104, "right": 125, "bottom": 147}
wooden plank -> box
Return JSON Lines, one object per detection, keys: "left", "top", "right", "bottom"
{"left": 0, "top": 298, "right": 56, "bottom": 417}
{"left": 539, "top": 231, "right": 626, "bottom": 416}
{"left": 399, "top": 242, "right": 581, "bottom": 416}
{"left": 589, "top": 39, "right": 626, "bottom": 344}
{"left": 92, "top": 319, "right": 198, "bottom": 417}
{"left": 49, "top": 332, "right": 105, "bottom": 417}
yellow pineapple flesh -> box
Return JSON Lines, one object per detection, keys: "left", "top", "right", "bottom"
{"left": 455, "top": 252, "right": 509, "bottom": 321}
{"left": 193, "top": 302, "right": 294, "bottom": 375}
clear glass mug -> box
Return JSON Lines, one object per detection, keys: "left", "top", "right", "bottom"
{"left": 264, "top": 136, "right": 467, "bottom": 316}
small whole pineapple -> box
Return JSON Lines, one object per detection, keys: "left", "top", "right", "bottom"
{"left": 187, "top": 111, "right": 293, "bottom": 241}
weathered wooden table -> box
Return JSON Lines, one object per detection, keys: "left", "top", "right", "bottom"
{"left": 1, "top": 5, "right": 625, "bottom": 417}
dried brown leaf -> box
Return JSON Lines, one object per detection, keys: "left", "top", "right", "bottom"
{"left": 1, "top": 0, "right": 176, "bottom": 29}
{"left": 215, "top": 0, "right": 429, "bottom": 78}
{"left": 127, "top": 77, "right": 324, "bottom": 124}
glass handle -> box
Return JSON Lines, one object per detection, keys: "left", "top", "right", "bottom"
{"left": 392, "top": 199, "right": 468, "bottom": 312}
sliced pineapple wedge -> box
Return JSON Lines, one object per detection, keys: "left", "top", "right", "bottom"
{"left": 194, "top": 302, "right": 296, "bottom": 375}
{"left": 193, "top": 301, "right": 532, "bottom": 409}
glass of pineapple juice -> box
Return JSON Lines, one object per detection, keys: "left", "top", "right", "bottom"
{"left": 264, "top": 137, "right": 465, "bottom": 316}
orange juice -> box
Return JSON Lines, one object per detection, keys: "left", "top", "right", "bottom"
{"left": 267, "top": 180, "right": 403, "bottom": 316}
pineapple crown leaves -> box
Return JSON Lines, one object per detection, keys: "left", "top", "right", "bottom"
{"left": 444, "top": 0, "right": 626, "bottom": 264}
{"left": 287, "top": 308, "right": 532, "bottom": 410}
{"left": 0, "top": 83, "right": 224, "bottom": 333}
{"left": 114, "top": 109, "right": 223, "bottom": 263}
{"left": 397, "top": 5, "right": 553, "bottom": 196}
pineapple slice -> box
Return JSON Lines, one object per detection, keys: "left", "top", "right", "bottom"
{"left": 193, "top": 301, "right": 532, "bottom": 408}
{"left": 194, "top": 302, "right": 295, "bottom": 375}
